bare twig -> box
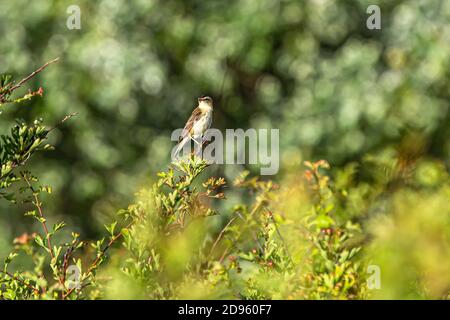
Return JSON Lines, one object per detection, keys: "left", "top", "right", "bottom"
{"left": 219, "top": 247, "right": 230, "bottom": 264}
{"left": 47, "top": 112, "right": 78, "bottom": 133}
{"left": 0, "top": 57, "right": 59, "bottom": 104}
{"left": 209, "top": 216, "right": 238, "bottom": 257}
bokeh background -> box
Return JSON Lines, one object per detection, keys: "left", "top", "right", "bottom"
{"left": 0, "top": 0, "right": 449, "bottom": 298}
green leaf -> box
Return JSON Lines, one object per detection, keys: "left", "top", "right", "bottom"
{"left": 24, "top": 210, "right": 36, "bottom": 217}
{"left": 52, "top": 222, "right": 66, "bottom": 233}
{"left": 104, "top": 221, "right": 118, "bottom": 236}
{"left": 34, "top": 235, "right": 46, "bottom": 250}
{"left": 4, "top": 252, "right": 18, "bottom": 264}
{"left": 314, "top": 214, "right": 334, "bottom": 229}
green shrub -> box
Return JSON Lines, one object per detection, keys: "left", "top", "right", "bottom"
{"left": 0, "top": 61, "right": 110, "bottom": 300}
{"left": 95, "top": 158, "right": 367, "bottom": 299}
{"left": 0, "top": 61, "right": 448, "bottom": 300}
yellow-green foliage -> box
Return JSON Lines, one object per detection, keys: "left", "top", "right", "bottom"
{"left": 96, "top": 155, "right": 449, "bottom": 300}
{"left": 2, "top": 153, "right": 449, "bottom": 300}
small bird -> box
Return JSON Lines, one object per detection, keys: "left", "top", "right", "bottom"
{"left": 174, "top": 96, "right": 213, "bottom": 157}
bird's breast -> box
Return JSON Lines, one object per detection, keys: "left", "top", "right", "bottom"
{"left": 192, "top": 109, "right": 212, "bottom": 135}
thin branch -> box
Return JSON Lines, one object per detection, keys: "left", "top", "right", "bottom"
{"left": 0, "top": 270, "right": 40, "bottom": 295}
{"left": 88, "top": 220, "right": 134, "bottom": 274}
{"left": 209, "top": 216, "right": 238, "bottom": 257}
{"left": 264, "top": 205, "right": 293, "bottom": 262}
{"left": 0, "top": 113, "right": 77, "bottom": 182}
{"left": 219, "top": 246, "right": 230, "bottom": 264}
{"left": 22, "top": 173, "right": 54, "bottom": 260}
{"left": 235, "top": 211, "right": 264, "bottom": 253}
{"left": 0, "top": 57, "right": 59, "bottom": 103}
{"left": 216, "top": 201, "right": 265, "bottom": 261}
{"left": 62, "top": 221, "right": 134, "bottom": 300}
{"left": 61, "top": 243, "right": 76, "bottom": 284}
{"left": 22, "top": 173, "right": 68, "bottom": 295}
{"left": 47, "top": 112, "right": 78, "bottom": 133}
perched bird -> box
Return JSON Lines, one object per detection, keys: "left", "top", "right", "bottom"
{"left": 174, "top": 96, "right": 213, "bottom": 157}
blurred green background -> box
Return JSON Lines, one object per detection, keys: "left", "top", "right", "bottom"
{"left": 0, "top": 0, "right": 448, "bottom": 271}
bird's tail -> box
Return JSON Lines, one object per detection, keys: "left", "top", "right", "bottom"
{"left": 173, "top": 136, "right": 191, "bottom": 161}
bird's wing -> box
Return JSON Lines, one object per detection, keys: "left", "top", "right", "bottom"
{"left": 179, "top": 107, "right": 202, "bottom": 142}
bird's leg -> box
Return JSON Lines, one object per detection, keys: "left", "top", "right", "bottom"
{"left": 190, "top": 134, "right": 202, "bottom": 147}
{"left": 190, "top": 134, "right": 203, "bottom": 158}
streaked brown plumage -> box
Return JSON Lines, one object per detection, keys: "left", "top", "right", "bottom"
{"left": 175, "top": 96, "right": 213, "bottom": 156}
